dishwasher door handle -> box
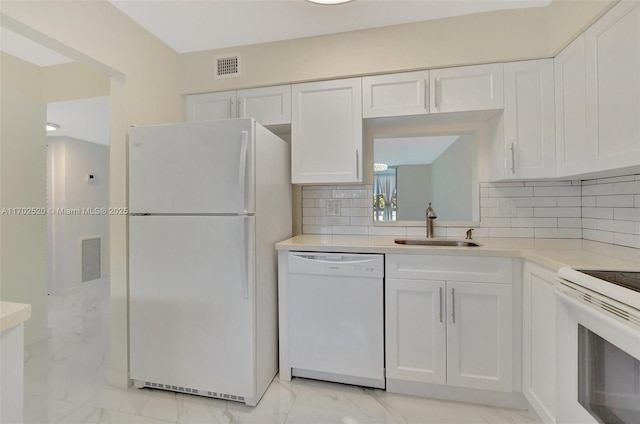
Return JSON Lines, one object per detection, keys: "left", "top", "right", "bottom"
{"left": 292, "top": 253, "right": 379, "bottom": 264}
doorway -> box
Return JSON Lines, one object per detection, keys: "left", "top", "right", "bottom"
{"left": 46, "top": 96, "right": 111, "bottom": 294}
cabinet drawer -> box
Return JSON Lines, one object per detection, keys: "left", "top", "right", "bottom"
{"left": 386, "top": 254, "right": 512, "bottom": 283}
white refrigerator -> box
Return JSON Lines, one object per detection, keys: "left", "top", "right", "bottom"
{"left": 128, "top": 118, "right": 291, "bottom": 406}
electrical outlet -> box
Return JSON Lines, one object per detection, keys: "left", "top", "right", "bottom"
{"left": 326, "top": 200, "right": 341, "bottom": 216}
{"left": 497, "top": 200, "right": 516, "bottom": 217}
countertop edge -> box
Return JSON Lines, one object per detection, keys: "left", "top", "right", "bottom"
{"left": 0, "top": 302, "right": 32, "bottom": 333}
{"left": 276, "top": 236, "right": 640, "bottom": 272}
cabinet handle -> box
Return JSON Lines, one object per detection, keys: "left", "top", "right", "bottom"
{"left": 439, "top": 287, "right": 443, "bottom": 323}
{"left": 434, "top": 79, "right": 439, "bottom": 110}
{"left": 424, "top": 79, "right": 428, "bottom": 111}
{"left": 451, "top": 288, "right": 456, "bottom": 324}
{"left": 510, "top": 143, "right": 516, "bottom": 175}
{"left": 355, "top": 150, "right": 359, "bottom": 179}
{"left": 229, "top": 99, "right": 234, "bottom": 118}
{"left": 237, "top": 98, "right": 242, "bottom": 118}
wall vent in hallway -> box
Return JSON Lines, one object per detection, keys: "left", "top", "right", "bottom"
{"left": 81, "top": 236, "right": 101, "bottom": 283}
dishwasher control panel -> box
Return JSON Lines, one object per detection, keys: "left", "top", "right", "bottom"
{"left": 288, "top": 252, "right": 384, "bottom": 278}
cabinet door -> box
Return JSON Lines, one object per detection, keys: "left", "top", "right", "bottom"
{"left": 291, "top": 78, "right": 362, "bottom": 184}
{"left": 430, "top": 63, "right": 504, "bottom": 113}
{"left": 585, "top": 1, "right": 640, "bottom": 172}
{"left": 385, "top": 278, "right": 446, "bottom": 384}
{"left": 237, "top": 85, "right": 291, "bottom": 126}
{"left": 523, "top": 262, "right": 556, "bottom": 424}
{"left": 446, "top": 281, "right": 512, "bottom": 392}
{"left": 555, "top": 34, "right": 588, "bottom": 176}
{"left": 186, "top": 91, "right": 236, "bottom": 121}
{"left": 504, "top": 59, "right": 556, "bottom": 179}
{"left": 362, "top": 71, "right": 429, "bottom": 118}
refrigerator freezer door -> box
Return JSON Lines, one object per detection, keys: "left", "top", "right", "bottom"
{"left": 129, "top": 119, "right": 255, "bottom": 214}
{"left": 129, "top": 215, "right": 255, "bottom": 398}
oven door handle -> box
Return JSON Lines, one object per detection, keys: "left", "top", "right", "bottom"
{"left": 554, "top": 287, "right": 640, "bottom": 338}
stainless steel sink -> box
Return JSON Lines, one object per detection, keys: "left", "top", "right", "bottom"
{"left": 394, "top": 238, "right": 481, "bottom": 247}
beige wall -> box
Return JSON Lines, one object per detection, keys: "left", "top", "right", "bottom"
{"left": 180, "top": 0, "right": 616, "bottom": 95}
{"left": 42, "top": 62, "right": 110, "bottom": 103}
{"left": 0, "top": 52, "right": 49, "bottom": 344}
{"left": 1, "top": 0, "right": 182, "bottom": 386}
{"left": 547, "top": 0, "right": 617, "bottom": 56}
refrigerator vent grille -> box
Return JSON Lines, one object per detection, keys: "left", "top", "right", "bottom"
{"left": 215, "top": 54, "right": 240, "bottom": 79}
{"left": 143, "top": 381, "right": 245, "bottom": 402}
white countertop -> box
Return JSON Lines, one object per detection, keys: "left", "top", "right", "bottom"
{"left": 276, "top": 235, "right": 640, "bottom": 271}
{"left": 0, "top": 302, "right": 31, "bottom": 332}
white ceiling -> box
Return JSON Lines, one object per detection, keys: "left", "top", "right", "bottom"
{"left": 374, "top": 135, "right": 460, "bottom": 167}
{"left": 109, "top": 0, "right": 552, "bottom": 53}
{"left": 47, "top": 97, "right": 111, "bottom": 146}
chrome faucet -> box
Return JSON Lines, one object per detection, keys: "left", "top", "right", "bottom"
{"left": 466, "top": 229, "right": 474, "bottom": 240}
{"left": 426, "top": 202, "right": 437, "bottom": 238}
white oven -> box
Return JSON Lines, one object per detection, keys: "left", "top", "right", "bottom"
{"left": 556, "top": 269, "right": 640, "bottom": 424}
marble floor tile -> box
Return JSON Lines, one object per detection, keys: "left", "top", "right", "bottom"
{"left": 23, "top": 283, "right": 542, "bottom": 424}
{"left": 284, "top": 379, "right": 398, "bottom": 424}
{"left": 368, "top": 390, "right": 540, "bottom": 424}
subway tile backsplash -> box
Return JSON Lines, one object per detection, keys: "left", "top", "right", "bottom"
{"left": 581, "top": 175, "right": 640, "bottom": 248}
{"left": 301, "top": 175, "right": 640, "bottom": 249}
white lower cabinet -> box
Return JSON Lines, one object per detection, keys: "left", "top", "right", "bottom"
{"left": 385, "top": 254, "right": 518, "bottom": 404}
{"left": 446, "top": 281, "right": 512, "bottom": 392}
{"left": 522, "top": 261, "right": 557, "bottom": 424}
{"left": 386, "top": 278, "right": 446, "bottom": 385}
{"left": 386, "top": 277, "right": 513, "bottom": 392}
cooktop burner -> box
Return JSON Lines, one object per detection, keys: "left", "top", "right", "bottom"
{"left": 577, "top": 270, "right": 640, "bottom": 294}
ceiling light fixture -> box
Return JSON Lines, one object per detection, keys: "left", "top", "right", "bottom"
{"left": 46, "top": 122, "right": 60, "bottom": 131}
{"left": 306, "top": 0, "right": 354, "bottom": 5}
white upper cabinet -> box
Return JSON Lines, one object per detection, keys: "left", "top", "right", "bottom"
{"left": 362, "top": 70, "right": 429, "bottom": 118}
{"left": 186, "top": 91, "right": 236, "bottom": 121}
{"left": 236, "top": 85, "right": 291, "bottom": 126}
{"left": 555, "top": 34, "right": 588, "bottom": 176}
{"left": 291, "top": 78, "right": 362, "bottom": 184}
{"left": 502, "top": 59, "right": 556, "bottom": 179}
{"left": 556, "top": 1, "right": 640, "bottom": 177}
{"left": 430, "top": 63, "right": 504, "bottom": 113}
{"left": 584, "top": 1, "right": 640, "bottom": 173}
{"left": 186, "top": 85, "right": 291, "bottom": 126}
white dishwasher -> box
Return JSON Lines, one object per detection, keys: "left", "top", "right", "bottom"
{"left": 287, "top": 252, "right": 385, "bottom": 389}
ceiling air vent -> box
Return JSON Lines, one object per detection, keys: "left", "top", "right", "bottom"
{"left": 215, "top": 54, "right": 240, "bottom": 79}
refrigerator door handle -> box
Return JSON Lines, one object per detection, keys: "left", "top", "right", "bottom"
{"left": 240, "top": 216, "right": 252, "bottom": 300}
{"left": 239, "top": 131, "right": 249, "bottom": 212}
